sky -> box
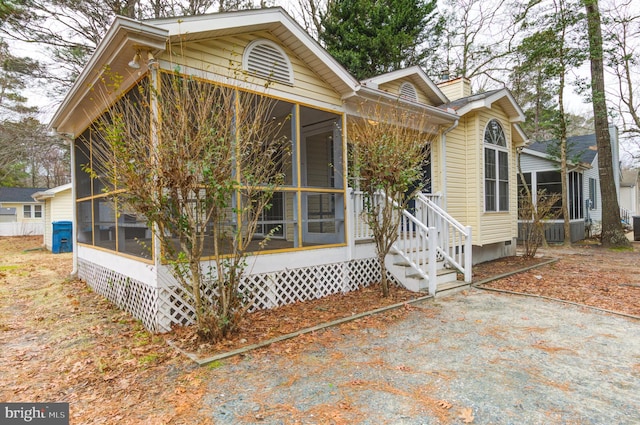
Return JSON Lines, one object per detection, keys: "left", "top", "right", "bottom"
{"left": 13, "top": 0, "right": 637, "bottom": 152}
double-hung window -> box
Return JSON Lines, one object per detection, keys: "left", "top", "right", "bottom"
{"left": 484, "top": 119, "right": 509, "bottom": 212}
{"left": 23, "top": 205, "right": 42, "bottom": 218}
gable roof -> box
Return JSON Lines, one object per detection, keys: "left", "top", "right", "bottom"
{"left": 360, "top": 66, "right": 449, "bottom": 105}
{"left": 148, "top": 8, "right": 358, "bottom": 96}
{"left": 0, "top": 187, "right": 47, "bottom": 203}
{"left": 51, "top": 7, "right": 359, "bottom": 135}
{"left": 526, "top": 133, "right": 598, "bottom": 165}
{"left": 441, "top": 88, "right": 525, "bottom": 122}
{"left": 32, "top": 183, "right": 72, "bottom": 201}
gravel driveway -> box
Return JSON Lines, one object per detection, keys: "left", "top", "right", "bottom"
{"left": 204, "top": 289, "right": 640, "bottom": 424}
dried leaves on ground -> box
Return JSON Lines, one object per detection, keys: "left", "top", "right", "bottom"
{"left": 1, "top": 235, "right": 639, "bottom": 425}
{"left": 480, "top": 241, "right": 640, "bottom": 317}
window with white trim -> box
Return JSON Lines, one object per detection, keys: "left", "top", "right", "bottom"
{"left": 243, "top": 39, "right": 294, "bottom": 85}
{"left": 484, "top": 119, "right": 508, "bottom": 212}
{"left": 23, "top": 205, "right": 41, "bottom": 218}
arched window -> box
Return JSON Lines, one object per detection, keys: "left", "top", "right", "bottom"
{"left": 484, "top": 119, "right": 509, "bottom": 212}
{"left": 242, "top": 39, "right": 294, "bottom": 85}
{"left": 399, "top": 82, "right": 418, "bottom": 102}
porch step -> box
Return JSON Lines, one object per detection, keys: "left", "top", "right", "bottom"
{"left": 433, "top": 281, "right": 471, "bottom": 298}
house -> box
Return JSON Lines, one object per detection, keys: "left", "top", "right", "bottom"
{"left": 521, "top": 127, "right": 621, "bottom": 241}
{"left": 620, "top": 169, "right": 639, "bottom": 227}
{"left": 49, "top": 8, "right": 527, "bottom": 332}
{"left": 32, "top": 183, "right": 73, "bottom": 251}
{"left": 0, "top": 187, "right": 46, "bottom": 236}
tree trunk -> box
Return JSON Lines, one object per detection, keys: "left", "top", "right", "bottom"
{"left": 584, "top": 0, "right": 631, "bottom": 248}
{"left": 558, "top": 72, "right": 571, "bottom": 247}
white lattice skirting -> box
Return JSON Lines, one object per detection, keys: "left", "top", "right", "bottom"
{"left": 78, "top": 259, "right": 160, "bottom": 331}
{"left": 79, "top": 257, "right": 396, "bottom": 333}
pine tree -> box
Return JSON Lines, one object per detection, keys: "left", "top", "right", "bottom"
{"left": 319, "top": 0, "right": 443, "bottom": 80}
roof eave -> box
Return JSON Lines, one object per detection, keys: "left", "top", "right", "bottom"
{"left": 345, "top": 86, "right": 458, "bottom": 125}
{"left": 50, "top": 17, "right": 169, "bottom": 135}
{"left": 152, "top": 8, "right": 358, "bottom": 96}
{"left": 455, "top": 89, "right": 526, "bottom": 122}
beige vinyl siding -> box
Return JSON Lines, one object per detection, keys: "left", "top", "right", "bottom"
{"left": 443, "top": 114, "right": 480, "bottom": 233}
{"left": 3, "top": 202, "right": 43, "bottom": 223}
{"left": 377, "top": 80, "right": 436, "bottom": 106}
{"left": 43, "top": 200, "right": 52, "bottom": 249}
{"left": 50, "top": 190, "right": 73, "bottom": 223}
{"left": 477, "top": 110, "right": 518, "bottom": 245}
{"left": 438, "top": 79, "right": 471, "bottom": 102}
{"left": 42, "top": 190, "right": 74, "bottom": 250}
{"left": 164, "top": 31, "right": 342, "bottom": 106}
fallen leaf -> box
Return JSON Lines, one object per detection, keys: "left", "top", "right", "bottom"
{"left": 458, "top": 407, "right": 474, "bottom": 423}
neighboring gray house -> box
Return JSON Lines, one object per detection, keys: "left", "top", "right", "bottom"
{"left": 519, "top": 127, "right": 621, "bottom": 242}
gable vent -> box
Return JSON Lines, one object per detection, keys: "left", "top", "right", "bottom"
{"left": 399, "top": 82, "right": 418, "bottom": 102}
{"left": 243, "top": 40, "right": 294, "bottom": 85}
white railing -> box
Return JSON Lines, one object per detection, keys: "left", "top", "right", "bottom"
{"left": 351, "top": 189, "right": 374, "bottom": 241}
{"left": 394, "top": 200, "right": 438, "bottom": 295}
{"left": 620, "top": 207, "right": 632, "bottom": 226}
{"left": 350, "top": 189, "right": 472, "bottom": 292}
{"left": 415, "top": 193, "right": 472, "bottom": 283}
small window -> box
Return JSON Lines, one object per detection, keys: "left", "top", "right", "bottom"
{"left": 23, "top": 205, "right": 31, "bottom": 218}
{"left": 588, "top": 178, "right": 597, "bottom": 209}
{"left": 34, "top": 205, "right": 42, "bottom": 218}
{"left": 484, "top": 119, "right": 508, "bottom": 212}
{"left": 243, "top": 39, "right": 294, "bottom": 85}
{"left": 399, "top": 82, "right": 418, "bottom": 102}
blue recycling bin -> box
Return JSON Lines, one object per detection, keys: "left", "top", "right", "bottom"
{"left": 52, "top": 221, "right": 73, "bottom": 254}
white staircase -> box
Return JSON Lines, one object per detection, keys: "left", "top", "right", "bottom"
{"left": 351, "top": 190, "right": 472, "bottom": 296}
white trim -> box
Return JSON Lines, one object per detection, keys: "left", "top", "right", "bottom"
{"left": 242, "top": 39, "right": 294, "bottom": 85}
{"left": 455, "top": 88, "right": 525, "bottom": 123}
{"left": 399, "top": 82, "right": 418, "bottom": 102}
{"left": 483, "top": 119, "right": 510, "bottom": 213}
{"left": 361, "top": 65, "right": 449, "bottom": 104}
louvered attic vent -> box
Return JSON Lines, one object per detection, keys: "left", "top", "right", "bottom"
{"left": 243, "top": 40, "right": 294, "bottom": 85}
{"left": 399, "top": 82, "right": 418, "bottom": 102}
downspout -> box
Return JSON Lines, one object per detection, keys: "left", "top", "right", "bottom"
{"left": 60, "top": 133, "right": 78, "bottom": 278}
{"left": 440, "top": 118, "right": 459, "bottom": 209}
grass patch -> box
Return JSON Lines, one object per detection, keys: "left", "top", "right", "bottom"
{"left": 0, "top": 265, "right": 19, "bottom": 272}
{"left": 139, "top": 353, "right": 160, "bottom": 365}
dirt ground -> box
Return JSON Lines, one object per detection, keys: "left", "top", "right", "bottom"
{"left": 1, "top": 235, "right": 639, "bottom": 424}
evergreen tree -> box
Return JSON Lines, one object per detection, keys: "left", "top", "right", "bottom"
{"left": 319, "top": 0, "right": 443, "bottom": 80}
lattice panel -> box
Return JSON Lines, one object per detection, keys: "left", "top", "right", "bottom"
{"left": 80, "top": 256, "right": 399, "bottom": 333}
{"left": 78, "top": 259, "right": 159, "bottom": 331}
{"left": 157, "top": 283, "right": 196, "bottom": 332}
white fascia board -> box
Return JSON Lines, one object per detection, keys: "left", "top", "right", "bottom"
{"left": 513, "top": 123, "right": 529, "bottom": 147}
{"left": 32, "top": 192, "right": 53, "bottom": 201}
{"left": 361, "top": 65, "right": 448, "bottom": 104}
{"left": 153, "top": 8, "right": 359, "bottom": 95}
{"left": 346, "top": 86, "right": 457, "bottom": 123}
{"left": 50, "top": 17, "right": 168, "bottom": 133}
{"left": 455, "top": 89, "right": 526, "bottom": 122}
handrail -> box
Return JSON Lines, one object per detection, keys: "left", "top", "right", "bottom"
{"left": 415, "top": 193, "right": 472, "bottom": 283}
{"left": 350, "top": 189, "right": 472, "bottom": 292}
{"left": 384, "top": 192, "right": 438, "bottom": 295}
